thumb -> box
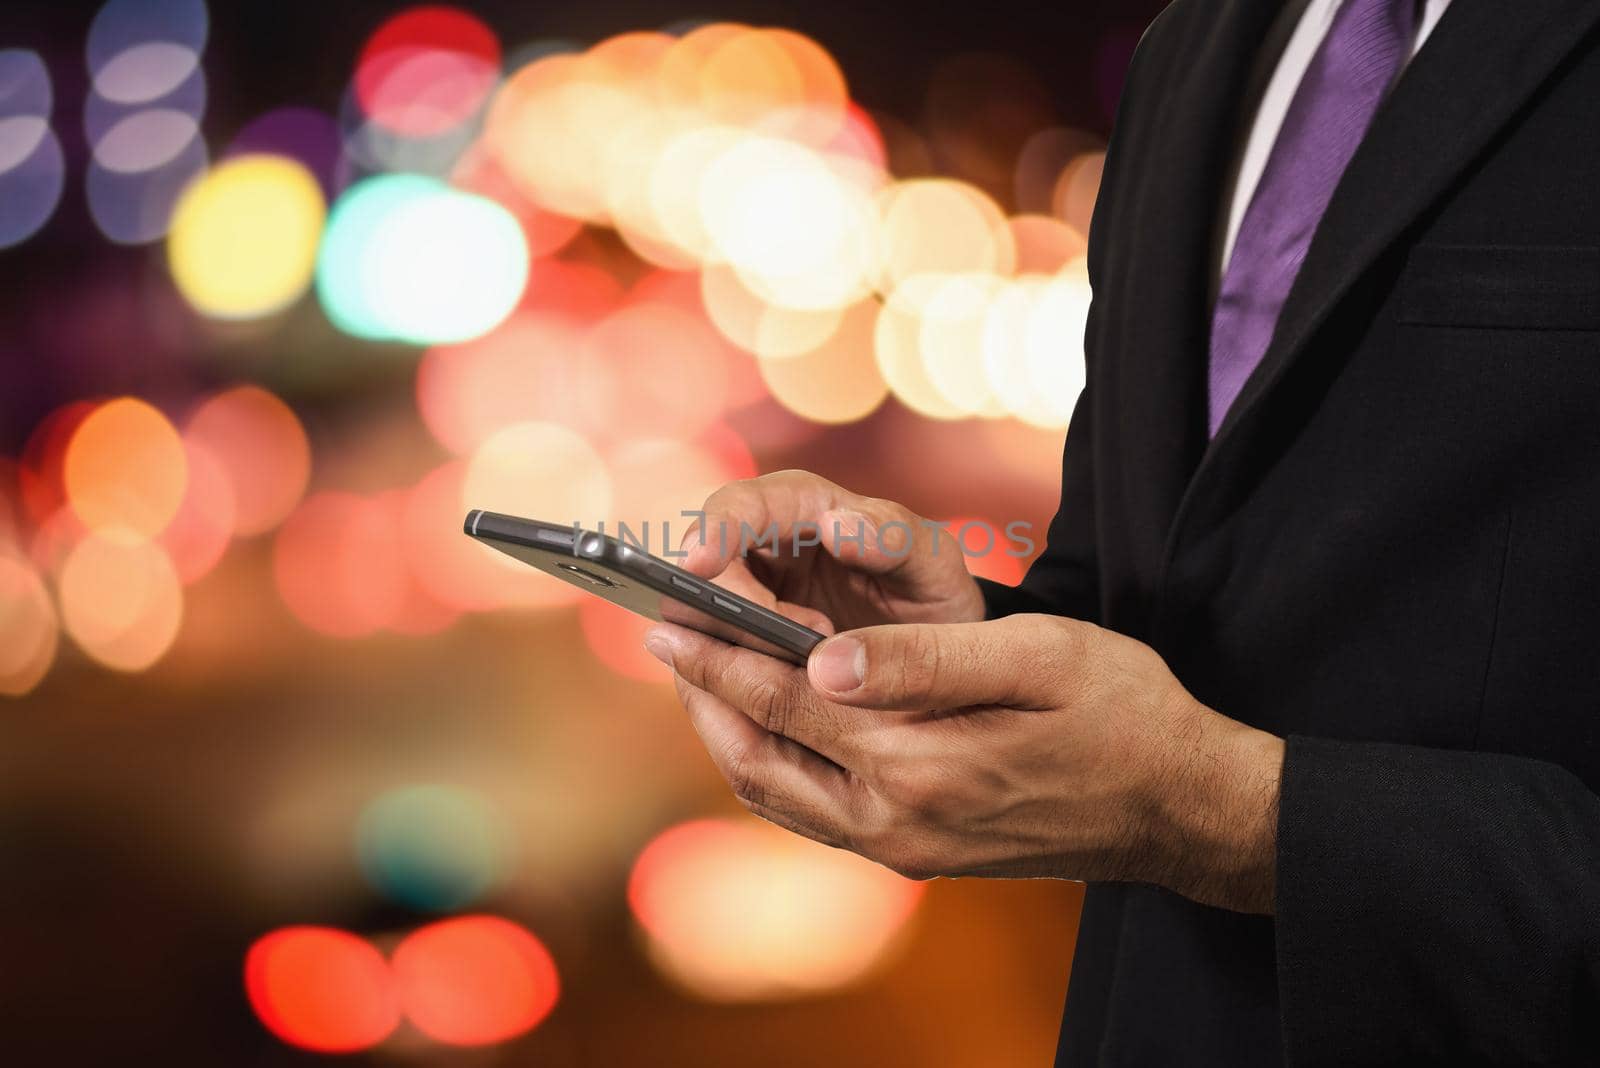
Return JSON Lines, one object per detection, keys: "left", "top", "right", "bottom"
{"left": 805, "top": 614, "right": 1081, "bottom": 710}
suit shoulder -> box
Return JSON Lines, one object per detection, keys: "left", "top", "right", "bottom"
{"left": 1131, "top": 0, "right": 1212, "bottom": 67}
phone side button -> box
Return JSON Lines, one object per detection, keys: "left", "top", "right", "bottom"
{"left": 711, "top": 594, "right": 742, "bottom": 614}
{"left": 670, "top": 575, "right": 700, "bottom": 596}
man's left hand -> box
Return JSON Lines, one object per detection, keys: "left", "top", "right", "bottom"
{"left": 644, "top": 613, "right": 1284, "bottom": 914}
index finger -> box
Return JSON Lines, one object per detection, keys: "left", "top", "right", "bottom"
{"left": 679, "top": 470, "right": 855, "bottom": 578}
{"left": 646, "top": 622, "right": 884, "bottom": 773}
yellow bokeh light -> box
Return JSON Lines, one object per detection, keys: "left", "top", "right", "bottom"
{"left": 700, "top": 262, "right": 843, "bottom": 359}
{"left": 754, "top": 29, "right": 850, "bottom": 145}
{"left": 980, "top": 268, "right": 1090, "bottom": 429}
{"left": 59, "top": 530, "right": 184, "bottom": 673}
{"left": 657, "top": 23, "right": 749, "bottom": 110}
{"left": 0, "top": 550, "right": 58, "bottom": 697}
{"left": 981, "top": 276, "right": 1056, "bottom": 427}
{"left": 697, "top": 28, "right": 806, "bottom": 128}
{"left": 874, "top": 275, "right": 970, "bottom": 421}
{"left": 875, "top": 178, "right": 1015, "bottom": 294}
{"left": 601, "top": 106, "right": 703, "bottom": 270}
{"left": 1023, "top": 264, "right": 1091, "bottom": 427}
{"left": 760, "top": 300, "right": 888, "bottom": 425}
{"left": 629, "top": 818, "right": 923, "bottom": 1002}
{"left": 167, "top": 154, "right": 326, "bottom": 320}
{"left": 700, "top": 137, "right": 878, "bottom": 311}
{"left": 484, "top": 52, "right": 622, "bottom": 222}
{"left": 64, "top": 397, "right": 189, "bottom": 538}
{"left": 919, "top": 272, "right": 1008, "bottom": 417}
{"left": 649, "top": 122, "right": 746, "bottom": 262}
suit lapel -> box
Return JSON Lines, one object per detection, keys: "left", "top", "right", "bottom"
{"left": 1102, "top": 0, "right": 1283, "bottom": 589}
{"left": 1173, "top": 0, "right": 1600, "bottom": 544}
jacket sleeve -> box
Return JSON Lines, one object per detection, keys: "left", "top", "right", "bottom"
{"left": 978, "top": 383, "right": 1100, "bottom": 624}
{"left": 1275, "top": 735, "right": 1600, "bottom": 1065}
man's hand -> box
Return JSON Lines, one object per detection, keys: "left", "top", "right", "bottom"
{"left": 645, "top": 612, "right": 1285, "bottom": 914}
{"left": 678, "top": 471, "right": 987, "bottom": 634}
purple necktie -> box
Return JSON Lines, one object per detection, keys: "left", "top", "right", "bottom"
{"left": 1208, "top": 0, "right": 1418, "bottom": 436}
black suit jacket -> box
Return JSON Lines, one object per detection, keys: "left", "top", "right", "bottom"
{"left": 980, "top": 0, "right": 1600, "bottom": 1063}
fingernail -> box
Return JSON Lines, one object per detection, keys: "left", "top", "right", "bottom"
{"left": 643, "top": 630, "right": 673, "bottom": 666}
{"left": 812, "top": 636, "right": 865, "bottom": 693}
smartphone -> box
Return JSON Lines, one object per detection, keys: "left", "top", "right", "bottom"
{"left": 464, "top": 510, "right": 825, "bottom": 666}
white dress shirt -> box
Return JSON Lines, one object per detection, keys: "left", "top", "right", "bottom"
{"left": 1218, "top": 0, "right": 1455, "bottom": 280}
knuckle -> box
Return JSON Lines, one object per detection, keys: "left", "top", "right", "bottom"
{"left": 749, "top": 679, "right": 798, "bottom": 737}
{"left": 876, "top": 758, "right": 938, "bottom": 816}
{"left": 897, "top": 628, "right": 946, "bottom": 697}
{"left": 722, "top": 742, "right": 767, "bottom": 810}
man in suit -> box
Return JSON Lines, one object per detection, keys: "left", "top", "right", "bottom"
{"left": 644, "top": 0, "right": 1600, "bottom": 1062}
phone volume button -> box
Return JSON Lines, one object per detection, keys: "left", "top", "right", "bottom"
{"left": 711, "top": 594, "right": 742, "bottom": 614}
{"left": 669, "top": 575, "right": 700, "bottom": 595}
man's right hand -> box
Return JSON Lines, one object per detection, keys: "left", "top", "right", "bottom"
{"left": 676, "top": 470, "right": 987, "bottom": 634}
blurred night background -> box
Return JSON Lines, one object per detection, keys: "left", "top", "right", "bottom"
{"left": 1, "top": 0, "right": 1165, "bottom": 1063}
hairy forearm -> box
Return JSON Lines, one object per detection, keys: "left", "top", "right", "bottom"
{"left": 1151, "top": 711, "right": 1285, "bottom": 914}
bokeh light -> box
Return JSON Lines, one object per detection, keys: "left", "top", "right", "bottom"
{"left": 58, "top": 530, "right": 184, "bottom": 672}
{"left": 401, "top": 460, "right": 564, "bottom": 611}
{"left": 462, "top": 421, "right": 612, "bottom": 534}
{"left": 19, "top": 401, "right": 97, "bottom": 528}
{"left": 92, "top": 108, "right": 201, "bottom": 174}
{"left": 1010, "top": 214, "right": 1087, "bottom": 274}
{"left": 85, "top": 113, "right": 208, "bottom": 245}
{"left": 1053, "top": 150, "right": 1105, "bottom": 238}
{"left": 700, "top": 262, "right": 844, "bottom": 360}
{"left": 759, "top": 299, "right": 888, "bottom": 425}
{"left": 392, "top": 916, "right": 560, "bottom": 1046}
{"left": 157, "top": 439, "right": 235, "bottom": 584}
{"left": 874, "top": 274, "right": 971, "bottom": 421}
{"left": 0, "top": 49, "right": 65, "bottom": 249}
{"left": 93, "top": 41, "right": 199, "bottom": 105}
{"left": 87, "top": 0, "right": 209, "bottom": 77}
{"left": 577, "top": 300, "right": 734, "bottom": 443}
{"left": 1021, "top": 267, "right": 1092, "bottom": 427}
{"left": 629, "top": 818, "right": 924, "bottom": 1000}
{"left": 245, "top": 926, "right": 399, "bottom": 1053}
{"left": 183, "top": 385, "right": 311, "bottom": 537}
{"left": 64, "top": 398, "right": 189, "bottom": 538}
{"left": 919, "top": 272, "right": 1009, "bottom": 417}
{"left": 943, "top": 515, "right": 1027, "bottom": 585}
{"left": 83, "top": 0, "right": 211, "bottom": 245}
{"left": 1014, "top": 126, "right": 1102, "bottom": 214}
{"left": 355, "top": 6, "right": 501, "bottom": 138}
{"left": 356, "top": 784, "right": 509, "bottom": 912}
{"left": 415, "top": 311, "right": 589, "bottom": 456}
{"left": 700, "top": 136, "right": 879, "bottom": 312}
{"left": 273, "top": 492, "right": 407, "bottom": 638}
{"left": 317, "top": 173, "right": 529, "bottom": 344}
{"left": 0, "top": 549, "right": 59, "bottom": 697}
{"left": 167, "top": 154, "right": 326, "bottom": 319}
{"left": 373, "top": 488, "right": 462, "bottom": 638}
{"left": 875, "top": 178, "right": 1014, "bottom": 292}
